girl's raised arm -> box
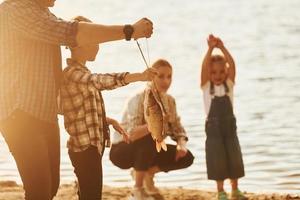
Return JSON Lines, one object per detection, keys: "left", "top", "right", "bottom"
{"left": 201, "top": 35, "right": 217, "bottom": 87}
{"left": 217, "top": 38, "right": 236, "bottom": 82}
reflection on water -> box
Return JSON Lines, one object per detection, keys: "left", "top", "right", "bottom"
{"left": 0, "top": 0, "right": 300, "bottom": 193}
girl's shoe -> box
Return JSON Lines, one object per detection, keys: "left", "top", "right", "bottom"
{"left": 231, "top": 189, "right": 248, "bottom": 200}
{"left": 217, "top": 191, "right": 228, "bottom": 200}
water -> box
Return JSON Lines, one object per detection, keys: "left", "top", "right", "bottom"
{"left": 0, "top": 0, "right": 300, "bottom": 194}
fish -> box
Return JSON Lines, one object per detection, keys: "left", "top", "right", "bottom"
{"left": 144, "top": 87, "right": 167, "bottom": 152}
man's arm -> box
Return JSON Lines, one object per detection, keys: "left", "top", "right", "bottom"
{"left": 7, "top": 1, "right": 153, "bottom": 46}
{"left": 76, "top": 18, "right": 153, "bottom": 46}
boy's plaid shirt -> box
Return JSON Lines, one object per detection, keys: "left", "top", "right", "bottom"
{"left": 60, "top": 59, "right": 128, "bottom": 154}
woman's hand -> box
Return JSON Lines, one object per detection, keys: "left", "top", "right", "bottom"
{"left": 175, "top": 145, "right": 188, "bottom": 161}
{"left": 175, "top": 137, "right": 188, "bottom": 161}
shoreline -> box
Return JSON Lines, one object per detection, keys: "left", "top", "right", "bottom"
{"left": 0, "top": 181, "right": 299, "bottom": 200}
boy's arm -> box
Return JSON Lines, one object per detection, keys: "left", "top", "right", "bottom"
{"left": 217, "top": 39, "right": 236, "bottom": 82}
{"left": 64, "top": 67, "right": 156, "bottom": 91}
{"left": 64, "top": 67, "right": 128, "bottom": 90}
{"left": 124, "top": 68, "right": 157, "bottom": 84}
{"left": 106, "top": 117, "right": 130, "bottom": 144}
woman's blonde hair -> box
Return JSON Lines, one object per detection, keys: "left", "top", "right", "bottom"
{"left": 151, "top": 59, "right": 172, "bottom": 69}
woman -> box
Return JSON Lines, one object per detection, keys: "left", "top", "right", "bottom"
{"left": 110, "top": 59, "right": 194, "bottom": 200}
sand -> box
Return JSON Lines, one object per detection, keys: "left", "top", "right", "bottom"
{"left": 0, "top": 181, "right": 299, "bottom": 200}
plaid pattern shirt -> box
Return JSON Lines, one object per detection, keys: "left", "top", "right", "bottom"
{"left": 112, "top": 86, "right": 188, "bottom": 144}
{"left": 0, "top": 0, "right": 77, "bottom": 123}
{"left": 61, "top": 59, "right": 129, "bottom": 154}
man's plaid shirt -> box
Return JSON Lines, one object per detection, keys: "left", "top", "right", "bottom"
{"left": 61, "top": 59, "right": 129, "bottom": 154}
{"left": 0, "top": 0, "right": 77, "bottom": 123}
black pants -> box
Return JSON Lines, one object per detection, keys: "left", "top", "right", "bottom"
{"left": 69, "top": 146, "right": 103, "bottom": 200}
{"left": 110, "top": 134, "right": 194, "bottom": 172}
{"left": 0, "top": 110, "right": 60, "bottom": 200}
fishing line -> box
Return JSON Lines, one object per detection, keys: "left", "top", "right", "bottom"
{"left": 146, "top": 38, "right": 150, "bottom": 66}
{"left": 136, "top": 40, "right": 149, "bottom": 68}
{"left": 135, "top": 39, "right": 167, "bottom": 114}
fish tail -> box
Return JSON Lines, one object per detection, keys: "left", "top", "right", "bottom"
{"left": 161, "top": 140, "right": 167, "bottom": 151}
{"left": 156, "top": 140, "right": 162, "bottom": 152}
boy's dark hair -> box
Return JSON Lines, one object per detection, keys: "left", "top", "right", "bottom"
{"left": 67, "top": 16, "right": 92, "bottom": 49}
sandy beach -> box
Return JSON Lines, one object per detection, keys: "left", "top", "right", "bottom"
{"left": 0, "top": 181, "right": 299, "bottom": 200}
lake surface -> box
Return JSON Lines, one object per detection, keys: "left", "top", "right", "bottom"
{"left": 0, "top": 0, "right": 299, "bottom": 194}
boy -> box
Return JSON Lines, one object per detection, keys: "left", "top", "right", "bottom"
{"left": 60, "top": 16, "right": 157, "bottom": 200}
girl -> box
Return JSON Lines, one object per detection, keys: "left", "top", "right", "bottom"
{"left": 201, "top": 34, "right": 247, "bottom": 200}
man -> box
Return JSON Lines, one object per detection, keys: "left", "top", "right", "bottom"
{"left": 0, "top": 0, "right": 153, "bottom": 199}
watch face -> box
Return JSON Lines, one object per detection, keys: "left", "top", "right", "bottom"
{"left": 124, "top": 25, "right": 134, "bottom": 40}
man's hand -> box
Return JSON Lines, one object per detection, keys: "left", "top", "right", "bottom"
{"left": 132, "top": 18, "right": 153, "bottom": 40}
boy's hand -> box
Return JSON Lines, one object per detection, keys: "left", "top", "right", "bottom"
{"left": 141, "top": 67, "right": 158, "bottom": 81}
{"left": 110, "top": 119, "right": 130, "bottom": 144}
{"left": 121, "top": 132, "right": 130, "bottom": 144}
{"left": 132, "top": 18, "right": 153, "bottom": 40}
{"left": 123, "top": 68, "right": 157, "bottom": 84}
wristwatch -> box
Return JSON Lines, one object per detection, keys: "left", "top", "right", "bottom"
{"left": 123, "top": 24, "right": 134, "bottom": 41}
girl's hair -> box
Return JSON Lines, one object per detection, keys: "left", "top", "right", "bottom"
{"left": 151, "top": 59, "right": 172, "bottom": 69}
{"left": 210, "top": 54, "right": 227, "bottom": 66}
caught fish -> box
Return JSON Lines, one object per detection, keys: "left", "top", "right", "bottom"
{"left": 144, "top": 87, "right": 167, "bottom": 152}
